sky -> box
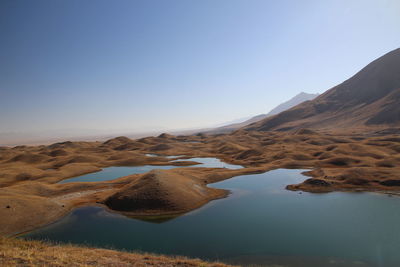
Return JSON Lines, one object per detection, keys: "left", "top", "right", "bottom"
{"left": 1, "top": 0, "right": 400, "bottom": 138}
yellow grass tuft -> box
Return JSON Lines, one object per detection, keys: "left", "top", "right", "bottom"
{"left": 0, "top": 237, "right": 235, "bottom": 267}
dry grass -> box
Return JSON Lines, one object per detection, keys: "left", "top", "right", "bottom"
{"left": 2, "top": 131, "right": 400, "bottom": 236}
{"left": 0, "top": 237, "right": 234, "bottom": 267}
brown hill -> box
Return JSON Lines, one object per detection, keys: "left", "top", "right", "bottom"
{"left": 104, "top": 169, "right": 227, "bottom": 215}
{"left": 244, "top": 48, "right": 400, "bottom": 132}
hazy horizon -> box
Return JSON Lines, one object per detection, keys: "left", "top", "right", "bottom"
{"left": 1, "top": 0, "right": 400, "bottom": 141}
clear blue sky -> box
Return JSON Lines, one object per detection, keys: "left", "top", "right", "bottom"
{"left": 1, "top": 0, "right": 399, "bottom": 135}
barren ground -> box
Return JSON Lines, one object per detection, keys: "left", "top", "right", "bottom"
{"left": 1, "top": 130, "right": 400, "bottom": 237}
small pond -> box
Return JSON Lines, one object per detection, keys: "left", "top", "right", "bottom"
{"left": 59, "top": 157, "right": 242, "bottom": 183}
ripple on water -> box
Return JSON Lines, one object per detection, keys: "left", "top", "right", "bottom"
{"left": 25, "top": 169, "right": 400, "bottom": 267}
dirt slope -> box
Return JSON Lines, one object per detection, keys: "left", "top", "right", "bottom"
{"left": 207, "top": 92, "right": 318, "bottom": 134}
{"left": 244, "top": 48, "right": 400, "bottom": 132}
{"left": 104, "top": 169, "right": 227, "bottom": 215}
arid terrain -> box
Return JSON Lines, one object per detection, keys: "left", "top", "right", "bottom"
{"left": 1, "top": 47, "right": 399, "bottom": 239}
{"left": 1, "top": 128, "right": 400, "bottom": 238}
{"left": 1, "top": 46, "right": 399, "bottom": 266}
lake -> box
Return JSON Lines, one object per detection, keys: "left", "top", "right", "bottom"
{"left": 59, "top": 157, "right": 242, "bottom": 183}
{"left": 24, "top": 169, "right": 400, "bottom": 266}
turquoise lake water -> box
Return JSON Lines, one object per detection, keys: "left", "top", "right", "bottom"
{"left": 25, "top": 169, "right": 400, "bottom": 266}
{"left": 59, "top": 157, "right": 242, "bottom": 183}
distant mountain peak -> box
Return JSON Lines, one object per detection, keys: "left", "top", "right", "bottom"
{"left": 243, "top": 48, "right": 400, "bottom": 132}
{"left": 204, "top": 92, "right": 318, "bottom": 134}
{"left": 266, "top": 92, "right": 319, "bottom": 117}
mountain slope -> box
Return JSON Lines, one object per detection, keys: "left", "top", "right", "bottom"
{"left": 207, "top": 92, "right": 318, "bottom": 134}
{"left": 244, "top": 48, "right": 400, "bottom": 132}
{"left": 266, "top": 92, "right": 319, "bottom": 116}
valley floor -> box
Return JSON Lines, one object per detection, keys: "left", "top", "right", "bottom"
{"left": 1, "top": 129, "right": 400, "bottom": 236}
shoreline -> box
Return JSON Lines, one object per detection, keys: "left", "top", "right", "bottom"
{"left": 14, "top": 166, "right": 400, "bottom": 239}
{"left": 1, "top": 130, "right": 400, "bottom": 237}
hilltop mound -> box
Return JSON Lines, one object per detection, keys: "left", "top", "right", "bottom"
{"left": 244, "top": 48, "right": 400, "bottom": 132}
{"left": 104, "top": 170, "right": 227, "bottom": 215}
{"left": 103, "top": 136, "right": 133, "bottom": 146}
{"left": 157, "top": 133, "right": 175, "bottom": 139}
{"left": 48, "top": 141, "right": 76, "bottom": 149}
